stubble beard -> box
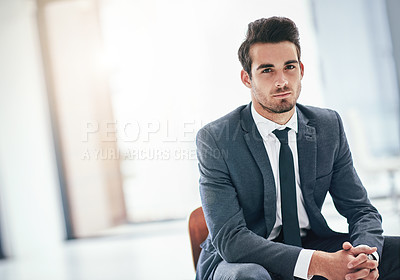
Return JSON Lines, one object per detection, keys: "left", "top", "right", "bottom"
{"left": 258, "top": 98, "right": 294, "bottom": 114}
{"left": 254, "top": 84, "right": 301, "bottom": 114}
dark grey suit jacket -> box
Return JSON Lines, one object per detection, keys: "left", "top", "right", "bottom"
{"left": 195, "top": 103, "right": 384, "bottom": 280}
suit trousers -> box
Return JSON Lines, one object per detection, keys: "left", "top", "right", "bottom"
{"left": 212, "top": 232, "right": 400, "bottom": 280}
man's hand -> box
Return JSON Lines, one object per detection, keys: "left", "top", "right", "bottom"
{"left": 308, "top": 249, "right": 357, "bottom": 279}
{"left": 308, "top": 242, "right": 379, "bottom": 280}
{"left": 342, "top": 242, "right": 379, "bottom": 280}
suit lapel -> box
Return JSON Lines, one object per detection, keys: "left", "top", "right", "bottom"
{"left": 296, "top": 107, "right": 317, "bottom": 205}
{"left": 296, "top": 106, "right": 335, "bottom": 234}
{"left": 240, "top": 104, "right": 276, "bottom": 236}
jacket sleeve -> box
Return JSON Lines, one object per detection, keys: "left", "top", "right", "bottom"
{"left": 329, "top": 111, "right": 384, "bottom": 256}
{"left": 196, "top": 126, "right": 302, "bottom": 279}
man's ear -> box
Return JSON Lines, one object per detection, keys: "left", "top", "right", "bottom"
{"left": 300, "top": 62, "right": 304, "bottom": 79}
{"left": 241, "top": 69, "right": 252, "bottom": 89}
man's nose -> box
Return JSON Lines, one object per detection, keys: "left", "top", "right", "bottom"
{"left": 275, "top": 72, "right": 288, "bottom": 88}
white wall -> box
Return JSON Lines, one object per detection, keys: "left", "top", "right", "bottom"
{"left": 0, "top": 0, "right": 65, "bottom": 258}
{"left": 311, "top": 0, "right": 400, "bottom": 197}
{"left": 99, "top": 0, "right": 324, "bottom": 221}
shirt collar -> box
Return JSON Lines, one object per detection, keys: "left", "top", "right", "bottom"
{"left": 251, "top": 103, "right": 298, "bottom": 139}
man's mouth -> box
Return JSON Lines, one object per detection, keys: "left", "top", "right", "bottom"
{"left": 273, "top": 91, "right": 291, "bottom": 99}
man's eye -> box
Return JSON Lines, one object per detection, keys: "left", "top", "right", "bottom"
{"left": 286, "top": 65, "right": 295, "bottom": 70}
{"left": 262, "top": 68, "right": 272, "bottom": 73}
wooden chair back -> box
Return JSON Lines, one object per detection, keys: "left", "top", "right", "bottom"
{"left": 188, "top": 206, "right": 209, "bottom": 271}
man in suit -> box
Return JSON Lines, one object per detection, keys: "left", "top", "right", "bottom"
{"left": 196, "top": 17, "right": 400, "bottom": 280}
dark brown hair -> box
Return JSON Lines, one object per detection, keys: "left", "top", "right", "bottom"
{"left": 238, "top": 17, "right": 301, "bottom": 79}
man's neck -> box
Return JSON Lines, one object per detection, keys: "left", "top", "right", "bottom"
{"left": 254, "top": 104, "right": 296, "bottom": 125}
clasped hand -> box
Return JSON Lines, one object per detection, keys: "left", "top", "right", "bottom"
{"left": 342, "top": 242, "right": 379, "bottom": 280}
{"left": 309, "top": 241, "right": 379, "bottom": 280}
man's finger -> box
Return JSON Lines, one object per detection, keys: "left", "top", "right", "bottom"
{"left": 364, "top": 268, "right": 379, "bottom": 280}
{"left": 348, "top": 253, "right": 368, "bottom": 269}
{"left": 348, "top": 258, "right": 378, "bottom": 271}
{"left": 345, "top": 268, "right": 370, "bottom": 280}
{"left": 349, "top": 245, "right": 377, "bottom": 256}
{"left": 342, "top": 241, "right": 353, "bottom": 251}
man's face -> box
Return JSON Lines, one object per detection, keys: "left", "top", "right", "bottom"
{"left": 241, "top": 41, "right": 304, "bottom": 120}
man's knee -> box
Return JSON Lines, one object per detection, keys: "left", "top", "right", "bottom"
{"left": 215, "top": 262, "right": 272, "bottom": 280}
{"left": 380, "top": 236, "right": 400, "bottom": 279}
{"left": 230, "top": 263, "right": 271, "bottom": 280}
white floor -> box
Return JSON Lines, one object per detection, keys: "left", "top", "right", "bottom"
{"left": 0, "top": 219, "right": 195, "bottom": 280}
{"left": 0, "top": 198, "right": 398, "bottom": 280}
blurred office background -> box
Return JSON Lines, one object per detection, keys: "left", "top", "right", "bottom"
{"left": 0, "top": 0, "right": 399, "bottom": 279}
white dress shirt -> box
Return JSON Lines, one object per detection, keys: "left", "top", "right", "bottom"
{"left": 251, "top": 104, "right": 314, "bottom": 279}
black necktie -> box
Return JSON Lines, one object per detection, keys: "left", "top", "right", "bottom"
{"left": 273, "top": 128, "right": 302, "bottom": 247}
